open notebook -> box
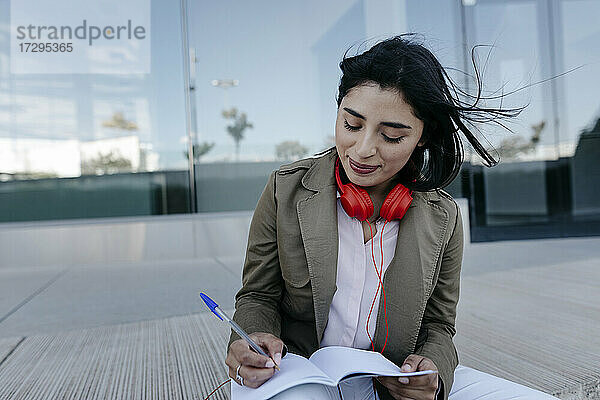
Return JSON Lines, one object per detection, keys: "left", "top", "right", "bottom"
{"left": 231, "top": 346, "right": 436, "bottom": 400}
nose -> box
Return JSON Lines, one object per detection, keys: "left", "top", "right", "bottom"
{"left": 354, "top": 130, "right": 377, "bottom": 159}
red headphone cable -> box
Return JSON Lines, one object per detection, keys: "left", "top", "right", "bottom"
{"left": 379, "top": 221, "right": 389, "bottom": 352}
{"left": 203, "top": 378, "right": 230, "bottom": 400}
{"left": 365, "top": 220, "right": 389, "bottom": 354}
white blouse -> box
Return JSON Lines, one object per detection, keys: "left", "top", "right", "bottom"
{"left": 319, "top": 191, "right": 399, "bottom": 399}
{"left": 321, "top": 191, "right": 399, "bottom": 349}
{"left": 319, "top": 191, "right": 441, "bottom": 400}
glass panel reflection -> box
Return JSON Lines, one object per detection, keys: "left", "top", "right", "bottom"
{"left": 0, "top": 0, "right": 191, "bottom": 222}
{"left": 188, "top": 0, "right": 462, "bottom": 212}
{"left": 455, "top": 0, "right": 600, "bottom": 239}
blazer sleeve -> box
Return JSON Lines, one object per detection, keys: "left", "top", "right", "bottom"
{"left": 227, "top": 171, "right": 284, "bottom": 350}
{"left": 414, "top": 201, "right": 463, "bottom": 400}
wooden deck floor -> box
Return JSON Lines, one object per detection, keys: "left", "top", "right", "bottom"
{"left": 456, "top": 260, "right": 600, "bottom": 399}
{"left": 0, "top": 313, "right": 232, "bottom": 400}
{"left": 0, "top": 260, "right": 598, "bottom": 399}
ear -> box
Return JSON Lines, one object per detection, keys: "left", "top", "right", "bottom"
{"left": 417, "top": 140, "right": 426, "bottom": 148}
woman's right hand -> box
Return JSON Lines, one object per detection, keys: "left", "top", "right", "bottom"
{"left": 226, "top": 332, "right": 284, "bottom": 389}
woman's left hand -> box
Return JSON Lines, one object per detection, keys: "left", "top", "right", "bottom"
{"left": 376, "top": 354, "right": 439, "bottom": 400}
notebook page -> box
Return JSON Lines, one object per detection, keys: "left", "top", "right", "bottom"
{"left": 231, "top": 353, "right": 336, "bottom": 400}
{"left": 308, "top": 346, "right": 436, "bottom": 384}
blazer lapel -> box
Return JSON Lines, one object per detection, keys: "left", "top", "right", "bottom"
{"left": 374, "top": 190, "right": 450, "bottom": 357}
{"left": 296, "top": 150, "right": 339, "bottom": 342}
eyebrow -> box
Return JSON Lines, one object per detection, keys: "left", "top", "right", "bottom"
{"left": 343, "top": 107, "right": 412, "bottom": 130}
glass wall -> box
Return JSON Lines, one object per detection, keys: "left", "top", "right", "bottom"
{"left": 560, "top": 0, "right": 600, "bottom": 221}
{"left": 187, "top": 0, "right": 465, "bottom": 211}
{"left": 0, "top": 0, "right": 191, "bottom": 222}
{"left": 1, "top": 0, "right": 598, "bottom": 241}
{"left": 462, "top": 0, "right": 552, "bottom": 231}
{"left": 460, "top": 0, "right": 600, "bottom": 241}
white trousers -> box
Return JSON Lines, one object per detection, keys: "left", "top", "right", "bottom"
{"left": 267, "top": 364, "right": 560, "bottom": 400}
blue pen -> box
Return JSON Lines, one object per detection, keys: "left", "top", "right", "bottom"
{"left": 199, "top": 292, "right": 280, "bottom": 371}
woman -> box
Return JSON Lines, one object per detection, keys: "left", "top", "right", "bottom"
{"left": 225, "top": 35, "right": 558, "bottom": 400}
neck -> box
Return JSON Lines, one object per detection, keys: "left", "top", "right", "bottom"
{"left": 338, "top": 163, "right": 399, "bottom": 202}
{"left": 364, "top": 177, "right": 399, "bottom": 205}
{"left": 338, "top": 164, "right": 400, "bottom": 222}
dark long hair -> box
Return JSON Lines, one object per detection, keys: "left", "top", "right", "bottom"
{"left": 336, "top": 34, "right": 526, "bottom": 191}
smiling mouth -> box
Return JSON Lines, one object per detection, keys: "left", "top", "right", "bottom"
{"left": 349, "top": 158, "right": 378, "bottom": 174}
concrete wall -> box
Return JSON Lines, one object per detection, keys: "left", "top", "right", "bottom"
{"left": 456, "top": 198, "right": 470, "bottom": 248}
{"left": 0, "top": 199, "right": 470, "bottom": 268}
{"left": 0, "top": 212, "right": 253, "bottom": 269}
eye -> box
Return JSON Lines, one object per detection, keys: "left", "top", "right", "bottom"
{"left": 382, "top": 133, "right": 405, "bottom": 143}
{"left": 343, "top": 119, "right": 360, "bottom": 131}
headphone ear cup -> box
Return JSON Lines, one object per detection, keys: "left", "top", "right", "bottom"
{"left": 335, "top": 157, "right": 374, "bottom": 221}
{"left": 380, "top": 184, "right": 413, "bottom": 221}
{"left": 339, "top": 183, "right": 373, "bottom": 221}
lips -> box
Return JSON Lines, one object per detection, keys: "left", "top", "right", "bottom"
{"left": 348, "top": 158, "right": 378, "bottom": 174}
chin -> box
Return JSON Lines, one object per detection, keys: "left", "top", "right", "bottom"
{"left": 348, "top": 174, "right": 382, "bottom": 188}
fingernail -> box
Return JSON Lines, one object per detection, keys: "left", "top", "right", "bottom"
{"left": 274, "top": 353, "right": 282, "bottom": 365}
{"left": 398, "top": 377, "right": 409, "bottom": 384}
{"left": 401, "top": 364, "right": 411, "bottom": 372}
{"left": 265, "top": 360, "right": 275, "bottom": 368}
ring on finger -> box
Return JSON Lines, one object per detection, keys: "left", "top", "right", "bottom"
{"left": 235, "top": 364, "right": 244, "bottom": 386}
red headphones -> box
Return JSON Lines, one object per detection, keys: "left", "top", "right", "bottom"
{"left": 335, "top": 156, "right": 414, "bottom": 354}
{"left": 335, "top": 157, "right": 413, "bottom": 222}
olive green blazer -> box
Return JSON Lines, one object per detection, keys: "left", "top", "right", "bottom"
{"left": 228, "top": 148, "right": 463, "bottom": 400}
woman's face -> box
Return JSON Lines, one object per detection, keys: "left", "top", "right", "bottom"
{"left": 335, "top": 83, "right": 424, "bottom": 192}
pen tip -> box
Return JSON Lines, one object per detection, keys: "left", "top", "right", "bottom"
{"left": 274, "top": 365, "right": 280, "bottom": 371}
